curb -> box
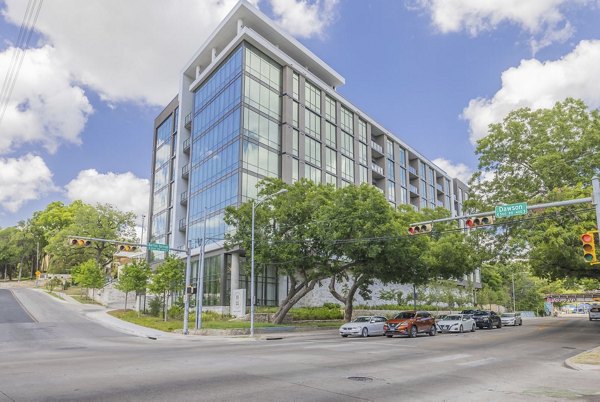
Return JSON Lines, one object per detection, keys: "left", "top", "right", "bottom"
{"left": 564, "top": 346, "right": 600, "bottom": 371}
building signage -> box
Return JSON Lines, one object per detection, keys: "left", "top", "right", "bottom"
{"left": 231, "top": 289, "right": 246, "bottom": 318}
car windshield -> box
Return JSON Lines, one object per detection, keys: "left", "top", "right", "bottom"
{"left": 393, "top": 312, "right": 415, "bottom": 320}
{"left": 502, "top": 313, "right": 515, "bottom": 317}
{"left": 591, "top": 308, "right": 600, "bottom": 312}
{"left": 444, "top": 315, "right": 462, "bottom": 321}
{"left": 352, "top": 317, "right": 371, "bottom": 323}
{"left": 473, "top": 311, "right": 489, "bottom": 316}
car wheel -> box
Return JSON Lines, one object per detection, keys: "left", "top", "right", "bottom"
{"left": 487, "top": 321, "right": 492, "bottom": 329}
{"left": 341, "top": 335, "right": 348, "bottom": 337}
{"left": 386, "top": 335, "right": 393, "bottom": 338}
{"left": 471, "top": 324, "right": 476, "bottom": 332}
{"left": 429, "top": 325, "right": 436, "bottom": 336}
{"left": 459, "top": 325, "right": 463, "bottom": 333}
{"left": 409, "top": 325, "right": 417, "bottom": 338}
{"left": 361, "top": 327, "right": 368, "bottom": 338}
{"left": 497, "top": 321, "right": 502, "bottom": 328}
{"left": 519, "top": 320, "right": 522, "bottom": 326}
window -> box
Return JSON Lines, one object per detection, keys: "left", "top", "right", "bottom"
{"left": 399, "top": 167, "right": 407, "bottom": 186}
{"left": 387, "top": 180, "right": 396, "bottom": 203}
{"left": 420, "top": 162, "right": 427, "bottom": 177}
{"left": 428, "top": 167, "right": 434, "bottom": 183}
{"left": 341, "top": 155, "right": 354, "bottom": 182}
{"left": 292, "top": 72, "right": 299, "bottom": 99}
{"left": 292, "top": 129, "right": 299, "bottom": 157}
{"left": 400, "top": 187, "right": 408, "bottom": 204}
{"left": 292, "top": 101, "right": 299, "bottom": 127}
{"left": 398, "top": 147, "right": 406, "bottom": 166}
{"left": 387, "top": 159, "right": 395, "bottom": 180}
{"left": 358, "top": 119, "right": 367, "bottom": 143}
{"left": 305, "top": 109, "right": 321, "bottom": 138}
{"left": 156, "top": 115, "right": 172, "bottom": 148}
{"left": 291, "top": 158, "right": 299, "bottom": 182}
{"left": 325, "top": 148, "right": 337, "bottom": 174}
{"left": 245, "top": 46, "right": 281, "bottom": 90}
{"left": 325, "top": 173, "right": 337, "bottom": 186}
{"left": 358, "top": 142, "right": 367, "bottom": 165}
{"left": 358, "top": 165, "right": 368, "bottom": 184}
{"left": 341, "top": 131, "right": 354, "bottom": 157}
{"left": 340, "top": 106, "right": 353, "bottom": 134}
{"left": 386, "top": 139, "right": 394, "bottom": 160}
{"left": 305, "top": 164, "right": 321, "bottom": 183}
{"left": 305, "top": 80, "right": 321, "bottom": 113}
{"left": 244, "top": 76, "right": 280, "bottom": 120}
{"left": 242, "top": 141, "right": 279, "bottom": 177}
{"left": 305, "top": 136, "right": 321, "bottom": 167}
{"left": 325, "top": 122, "right": 336, "bottom": 148}
{"left": 243, "top": 107, "right": 280, "bottom": 149}
{"left": 325, "top": 96, "right": 336, "bottom": 123}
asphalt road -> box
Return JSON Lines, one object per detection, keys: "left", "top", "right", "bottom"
{"left": 1, "top": 288, "right": 599, "bottom": 401}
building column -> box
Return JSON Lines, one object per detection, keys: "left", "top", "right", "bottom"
{"left": 230, "top": 252, "right": 240, "bottom": 303}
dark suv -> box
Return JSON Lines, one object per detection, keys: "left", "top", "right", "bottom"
{"left": 384, "top": 311, "right": 437, "bottom": 338}
{"left": 473, "top": 310, "right": 502, "bottom": 329}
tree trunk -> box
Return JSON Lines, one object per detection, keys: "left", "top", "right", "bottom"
{"left": 124, "top": 292, "right": 128, "bottom": 311}
{"left": 329, "top": 274, "right": 366, "bottom": 322}
{"left": 163, "top": 291, "right": 168, "bottom": 322}
{"left": 271, "top": 278, "right": 320, "bottom": 324}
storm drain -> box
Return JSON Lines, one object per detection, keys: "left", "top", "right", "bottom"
{"left": 347, "top": 376, "right": 373, "bottom": 382}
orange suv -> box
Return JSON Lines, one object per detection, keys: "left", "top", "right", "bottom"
{"left": 384, "top": 311, "right": 437, "bottom": 338}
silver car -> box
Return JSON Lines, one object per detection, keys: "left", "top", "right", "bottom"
{"left": 589, "top": 306, "right": 600, "bottom": 321}
{"left": 339, "top": 316, "right": 387, "bottom": 337}
{"left": 501, "top": 312, "right": 522, "bottom": 326}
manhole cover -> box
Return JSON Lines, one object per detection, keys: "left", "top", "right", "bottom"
{"left": 347, "top": 376, "right": 373, "bottom": 382}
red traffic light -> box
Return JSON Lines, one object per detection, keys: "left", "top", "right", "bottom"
{"left": 581, "top": 232, "right": 597, "bottom": 263}
{"left": 465, "top": 216, "right": 494, "bottom": 229}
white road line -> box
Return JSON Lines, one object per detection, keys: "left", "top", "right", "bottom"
{"left": 428, "top": 353, "right": 471, "bottom": 362}
{"left": 457, "top": 357, "right": 497, "bottom": 367}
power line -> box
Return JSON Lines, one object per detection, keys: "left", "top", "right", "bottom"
{"left": 0, "top": 0, "right": 44, "bottom": 130}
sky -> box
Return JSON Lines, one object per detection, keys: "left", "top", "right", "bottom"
{"left": 1, "top": 0, "right": 600, "bottom": 231}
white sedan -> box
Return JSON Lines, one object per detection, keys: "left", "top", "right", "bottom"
{"left": 437, "top": 314, "right": 476, "bottom": 333}
{"left": 339, "top": 316, "right": 387, "bottom": 337}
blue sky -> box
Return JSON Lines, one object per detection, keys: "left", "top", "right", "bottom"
{"left": 1, "top": 0, "right": 600, "bottom": 230}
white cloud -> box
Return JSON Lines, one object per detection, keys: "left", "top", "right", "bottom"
{"left": 1, "top": 0, "right": 267, "bottom": 106}
{"left": 0, "top": 154, "right": 58, "bottom": 212}
{"left": 412, "top": 0, "right": 580, "bottom": 52}
{"left": 0, "top": 45, "right": 93, "bottom": 154}
{"left": 462, "top": 40, "right": 600, "bottom": 144}
{"left": 270, "top": 0, "right": 339, "bottom": 38}
{"left": 432, "top": 158, "right": 472, "bottom": 183}
{"left": 65, "top": 169, "right": 150, "bottom": 220}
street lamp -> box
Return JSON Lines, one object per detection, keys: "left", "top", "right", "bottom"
{"left": 250, "top": 188, "right": 287, "bottom": 336}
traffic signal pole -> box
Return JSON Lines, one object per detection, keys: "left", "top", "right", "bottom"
{"left": 592, "top": 177, "right": 600, "bottom": 235}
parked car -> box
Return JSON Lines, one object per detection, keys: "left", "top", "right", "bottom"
{"left": 435, "top": 314, "right": 447, "bottom": 332}
{"left": 339, "top": 316, "right": 387, "bottom": 337}
{"left": 437, "top": 314, "right": 476, "bottom": 333}
{"left": 473, "top": 310, "right": 502, "bottom": 329}
{"left": 501, "top": 312, "right": 522, "bottom": 326}
{"left": 460, "top": 309, "right": 480, "bottom": 315}
{"left": 589, "top": 306, "right": 600, "bottom": 321}
{"left": 384, "top": 311, "right": 436, "bottom": 338}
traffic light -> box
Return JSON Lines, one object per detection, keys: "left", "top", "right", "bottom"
{"left": 465, "top": 215, "right": 495, "bottom": 229}
{"left": 69, "top": 238, "right": 91, "bottom": 247}
{"left": 581, "top": 232, "right": 597, "bottom": 263}
{"left": 408, "top": 224, "right": 432, "bottom": 235}
{"left": 117, "top": 245, "right": 138, "bottom": 252}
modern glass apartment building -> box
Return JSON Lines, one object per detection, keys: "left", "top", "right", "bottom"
{"left": 148, "top": 1, "right": 478, "bottom": 311}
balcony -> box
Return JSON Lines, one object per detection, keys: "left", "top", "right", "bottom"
{"left": 371, "top": 163, "right": 384, "bottom": 178}
{"left": 179, "top": 218, "right": 187, "bottom": 231}
{"left": 180, "top": 191, "right": 188, "bottom": 205}
{"left": 408, "top": 165, "right": 417, "bottom": 178}
{"left": 184, "top": 112, "right": 192, "bottom": 130}
{"left": 182, "top": 163, "right": 189, "bottom": 179}
{"left": 436, "top": 200, "right": 444, "bottom": 207}
{"left": 183, "top": 138, "right": 190, "bottom": 154}
{"left": 371, "top": 141, "right": 384, "bottom": 157}
{"left": 409, "top": 184, "right": 419, "bottom": 195}
{"left": 436, "top": 183, "right": 444, "bottom": 192}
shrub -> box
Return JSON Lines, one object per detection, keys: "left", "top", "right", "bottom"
{"left": 46, "top": 277, "right": 62, "bottom": 292}
{"left": 168, "top": 305, "right": 184, "bottom": 320}
{"left": 148, "top": 297, "right": 162, "bottom": 317}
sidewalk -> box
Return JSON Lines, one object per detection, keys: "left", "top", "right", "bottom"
{"left": 565, "top": 346, "right": 600, "bottom": 371}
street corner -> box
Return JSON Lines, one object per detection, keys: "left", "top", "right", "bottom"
{"left": 565, "top": 346, "right": 600, "bottom": 371}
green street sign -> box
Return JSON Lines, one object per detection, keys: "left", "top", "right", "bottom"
{"left": 495, "top": 202, "right": 528, "bottom": 218}
{"left": 148, "top": 242, "right": 169, "bottom": 252}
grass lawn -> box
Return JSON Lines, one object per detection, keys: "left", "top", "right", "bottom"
{"left": 108, "top": 310, "right": 342, "bottom": 332}
{"left": 70, "top": 294, "right": 103, "bottom": 305}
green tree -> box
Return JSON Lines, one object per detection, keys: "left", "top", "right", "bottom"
{"left": 148, "top": 256, "right": 184, "bottom": 321}
{"left": 46, "top": 202, "right": 136, "bottom": 273}
{"left": 225, "top": 178, "right": 337, "bottom": 324}
{"left": 72, "top": 259, "right": 105, "bottom": 300}
{"left": 115, "top": 260, "right": 151, "bottom": 310}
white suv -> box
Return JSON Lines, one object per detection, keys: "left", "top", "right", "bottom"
{"left": 589, "top": 306, "right": 600, "bottom": 321}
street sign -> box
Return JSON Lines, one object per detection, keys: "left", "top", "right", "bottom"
{"left": 495, "top": 202, "right": 528, "bottom": 218}
{"left": 148, "top": 242, "right": 169, "bottom": 252}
